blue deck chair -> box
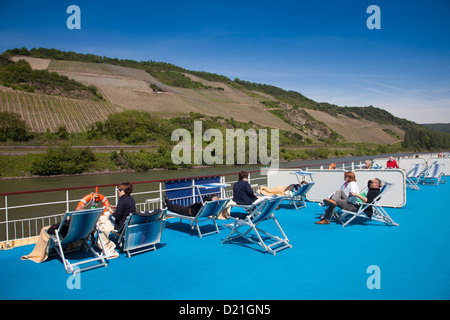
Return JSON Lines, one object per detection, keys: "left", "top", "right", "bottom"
{"left": 338, "top": 183, "right": 399, "bottom": 227}
{"left": 48, "top": 208, "right": 108, "bottom": 274}
{"left": 419, "top": 162, "right": 446, "bottom": 185}
{"left": 286, "top": 182, "right": 315, "bottom": 210}
{"left": 118, "top": 209, "right": 167, "bottom": 258}
{"left": 406, "top": 163, "right": 424, "bottom": 190}
{"left": 166, "top": 199, "right": 230, "bottom": 238}
{"left": 222, "top": 196, "right": 291, "bottom": 255}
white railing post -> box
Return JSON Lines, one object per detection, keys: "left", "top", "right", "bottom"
{"left": 66, "top": 190, "right": 69, "bottom": 212}
{"left": 5, "top": 195, "right": 9, "bottom": 248}
{"left": 191, "top": 179, "right": 196, "bottom": 203}
{"left": 159, "top": 182, "right": 163, "bottom": 209}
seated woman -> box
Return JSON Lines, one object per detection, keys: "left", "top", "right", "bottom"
{"left": 97, "top": 182, "right": 136, "bottom": 258}
{"left": 316, "top": 171, "right": 359, "bottom": 225}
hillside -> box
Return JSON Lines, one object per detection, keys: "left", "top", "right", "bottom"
{"left": 0, "top": 49, "right": 417, "bottom": 145}
{"left": 421, "top": 123, "right": 450, "bottom": 134}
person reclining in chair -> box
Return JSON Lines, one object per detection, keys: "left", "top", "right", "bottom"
{"left": 316, "top": 178, "right": 381, "bottom": 225}
{"left": 163, "top": 195, "right": 219, "bottom": 217}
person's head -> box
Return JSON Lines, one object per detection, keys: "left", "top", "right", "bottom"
{"left": 203, "top": 194, "right": 219, "bottom": 202}
{"left": 344, "top": 171, "right": 356, "bottom": 182}
{"left": 117, "top": 182, "right": 133, "bottom": 197}
{"left": 368, "top": 178, "right": 381, "bottom": 189}
{"left": 238, "top": 171, "right": 249, "bottom": 181}
{"left": 389, "top": 156, "right": 395, "bottom": 161}
{"left": 364, "top": 160, "right": 372, "bottom": 169}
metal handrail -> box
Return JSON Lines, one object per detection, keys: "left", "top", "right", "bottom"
{"left": 0, "top": 160, "right": 365, "bottom": 248}
{"left": 0, "top": 171, "right": 269, "bottom": 247}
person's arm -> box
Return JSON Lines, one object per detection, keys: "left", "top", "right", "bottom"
{"left": 245, "top": 182, "right": 258, "bottom": 201}
{"left": 350, "top": 192, "right": 367, "bottom": 203}
{"left": 351, "top": 189, "right": 379, "bottom": 204}
{"left": 112, "top": 198, "right": 124, "bottom": 221}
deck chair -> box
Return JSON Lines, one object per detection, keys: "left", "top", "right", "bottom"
{"left": 405, "top": 163, "right": 424, "bottom": 190}
{"left": 48, "top": 208, "right": 108, "bottom": 274}
{"left": 222, "top": 196, "right": 291, "bottom": 255}
{"left": 166, "top": 199, "right": 230, "bottom": 238}
{"left": 286, "top": 182, "right": 315, "bottom": 210}
{"left": 117, "top": 209, "right": 167, "bottom": 257}
{"left": 338, "top": 183, "right": 399, "bottom": 227}
{"left": 419, "top": 162, "right": 446, "bottom": 185}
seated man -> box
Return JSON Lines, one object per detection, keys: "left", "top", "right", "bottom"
{"left": 163, "top": 195, "right": 219, "bottom": 217}
{"left": 316, "top": 178, "right": 382, "bottom": 225}
{"left": 232, "top": 171, "right": 258, "bottom": 205}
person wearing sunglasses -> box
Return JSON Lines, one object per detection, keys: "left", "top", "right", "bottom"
{"left": 110, "top": 182, "right": 136, "bottom": 230}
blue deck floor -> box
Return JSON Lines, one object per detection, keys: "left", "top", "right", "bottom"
{"left": 1, "top": 181, "right": 449, "bottom": 300}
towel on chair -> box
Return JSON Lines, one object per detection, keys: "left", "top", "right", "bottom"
{"left": 21, "top": 226, "right": 51, "bottom": 263}
{"left": 258, "top": 186, "right": 288, "bottom": 196}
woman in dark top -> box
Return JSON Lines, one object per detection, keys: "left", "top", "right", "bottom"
{"left": 232, "top": 171, "right": 258, "bottom": 205}
{"left": 111, "top": 182, "right": 136, "bottom": 229}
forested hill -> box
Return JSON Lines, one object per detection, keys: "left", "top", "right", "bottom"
{"left": 422, "top": 123, "right": 450, "bottom": 134}
{"left": 1, "top": 47, "right": 449, "bottom": 150}
{"left": 3, "top": 47, "right": 416, "bottom": 129}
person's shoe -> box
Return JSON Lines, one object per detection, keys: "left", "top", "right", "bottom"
{"left": 323, "top": 199, "right": 336, "bottom": 206}
{"left": 315, "top": 219, "right": 330, "bottom": 225}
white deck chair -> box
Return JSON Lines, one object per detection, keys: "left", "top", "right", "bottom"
{"left": 419, "top": 162, "right": 446, "bottom": 185}
{"left": 222, "top": 196, "right": 291, "bottom": 255}
{"left": 286, "top": 182, "right": 315, "bottom": 210}
{"left": 406, "top": 163, "right": 424, "bottom": 190}
{"left": 118, "top": 209, "right": 167, "bottom": 257}
{"left": 48, "top": 208, "right": 108, "bottom": 274}
{"left": 166, "top": 199, "right": 230, "bottom": 238}
{"left": 338, "top": 183, "right": 399, "bottom": 227}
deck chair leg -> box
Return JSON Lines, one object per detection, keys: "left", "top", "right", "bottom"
{"left": 372, "top": 207, "right": 399, "bottom": 226}
{"left": 341, "top": 212, "right": 360, "bottom": 227}
{"left": 94, "top": 227, "right": 109, "bottom": 261}
{"left": 194, "top": 222, "right": 202, "bottom": 238}
{"left": 252, "top": 225, "right": 271, "bottom": 253}
{"left": 53, "top": 232, "right": 72, "bottom": 274}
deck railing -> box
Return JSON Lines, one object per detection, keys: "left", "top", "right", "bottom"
{"left": 0, "top": 160, "right": 363, "bottom": 248}
{"left": 0, "top": 170, "right": 271, "bottom": 248}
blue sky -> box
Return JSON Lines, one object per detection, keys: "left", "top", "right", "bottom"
{"left": 1, "top": 0, "right": 449, "bottom": 123}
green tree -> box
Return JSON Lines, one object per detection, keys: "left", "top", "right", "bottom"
{"left": 0, "top": 111, "right": 30, "bottom": 141}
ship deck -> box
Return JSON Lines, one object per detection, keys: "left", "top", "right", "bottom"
{"left": 1, "top": 181, "right": 449, "bottom": 300}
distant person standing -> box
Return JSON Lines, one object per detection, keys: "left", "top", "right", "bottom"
{"left": 386, "top": 156, "right": 399, "bottom": 169}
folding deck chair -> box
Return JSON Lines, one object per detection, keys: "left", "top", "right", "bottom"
{"left": 166, "top": 199, "right": 230, "bottom": 238}
{"left": 286, "top": 182, "right": 315, "bottom": 210}
{"left": 222, "top": 196, "right": 291, "bottom": 255}
{"left": 405, "top": 163, "right": 424, "bottom": 190}
{"left": 48, "top": 208, "right": 108, "bottom": 274}
{"left": 337, "top": 182, "right": 399, "bottom": 227}
{"left": 117, "top": 209, "right": 167, "bottom": 257}
{"left": 419, "top": 162, "right": 446, "bottom": 185}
